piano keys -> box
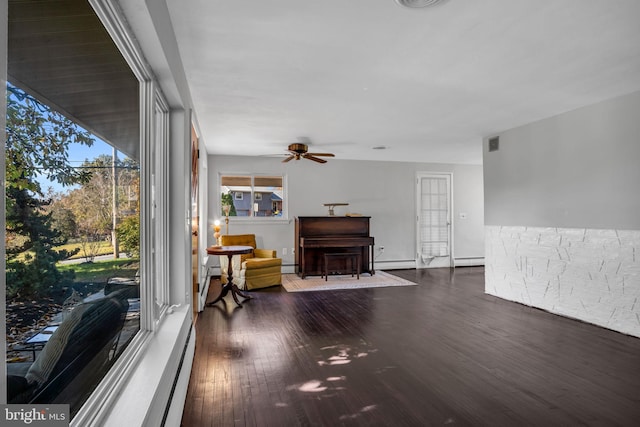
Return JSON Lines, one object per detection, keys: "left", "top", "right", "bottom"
{"left": 295, "top": 216, "right": 375, "bottom": 278}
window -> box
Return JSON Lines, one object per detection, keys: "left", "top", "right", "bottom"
{"left": 3, "top": 0, "right": 169, "bottom": 421}
{"left": 4, "top": 87, "right": 141, "bottom": 415}
{"left": 220, "top": 174, "right": 286, "bottom": 218}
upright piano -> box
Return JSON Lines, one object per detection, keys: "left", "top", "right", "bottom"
{"left": 295, "top": 216, "right": 375, "bottom": 278}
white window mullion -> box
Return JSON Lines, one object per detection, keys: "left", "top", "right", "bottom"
{"left": 139, "top": 79, "right": 155, "bottom": 331}
{"left": 153, "top": 89, "right": 170, "bottom": 317}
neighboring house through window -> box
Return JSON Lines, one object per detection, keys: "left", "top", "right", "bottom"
{"left": 220, "top": 174, "right": 286, "bottom": 218}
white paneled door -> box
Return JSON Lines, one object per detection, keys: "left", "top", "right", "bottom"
{"left": 416, "top": 173, "right": 452, "bottom": 268}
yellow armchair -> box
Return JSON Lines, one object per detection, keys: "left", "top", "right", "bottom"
{"left": 220, "top": 234, "right": 282, "bottom": 290}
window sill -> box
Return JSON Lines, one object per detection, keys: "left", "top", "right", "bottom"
{"left": 228, "top": 217, "right": 291, "bottom": 225}
{"left": 75, "top": 306, "right": 193, "bottom": 427}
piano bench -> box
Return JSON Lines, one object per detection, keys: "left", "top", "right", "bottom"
{"left": 323, "top": 253, "right": 361, "bottom": 281}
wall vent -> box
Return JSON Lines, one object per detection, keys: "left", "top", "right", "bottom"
{"left": 488, "top": 136, "right": 500, "bottom": 152}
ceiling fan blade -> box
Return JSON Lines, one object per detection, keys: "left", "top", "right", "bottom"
{"left": 304, "top": 155, "right": 327, "bottom": 164}
{"left": 282, "top": 155, "right": 295, "bottom": 163}
{"left": 306, "top": 152, "right": 335, "bottom": 157}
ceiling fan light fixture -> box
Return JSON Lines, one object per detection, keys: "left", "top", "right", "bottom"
{"left": 282, "top": 140, "right": 335, "bottom": 164}
{"left": 395, "top": 0, "right": 449, "bottom": 8}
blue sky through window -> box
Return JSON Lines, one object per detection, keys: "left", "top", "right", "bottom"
{"left": 7, "top": 82, "right": 123, "bottom": 194}
{"left": 37, "top": 138, "right": 118, "bottom": 194}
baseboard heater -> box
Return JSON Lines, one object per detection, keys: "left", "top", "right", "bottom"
{"left": 208, "top": 259, "right": 484, "bottom": 278}
{"left": 161, "top": 325, "right": 193, "bottom": 426}
{"left": 375, "top": 260, "right": 417, "bottom": 270}
{"left": 454, "top": 257, "right": 485, "bottom": 267}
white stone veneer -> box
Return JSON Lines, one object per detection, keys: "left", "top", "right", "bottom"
{"left": 485, "top": 226, "right": 640, "bottom": 338}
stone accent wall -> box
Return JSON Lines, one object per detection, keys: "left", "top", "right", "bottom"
{"left": 485, "top": 225, "right": 640, "bottom": 338}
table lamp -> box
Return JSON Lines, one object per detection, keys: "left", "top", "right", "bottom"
{"left": 222, "top": 204, "right": 231, "bottom": 234}
{"left": 213, "top": 220, "right": 221, "bottom": 247}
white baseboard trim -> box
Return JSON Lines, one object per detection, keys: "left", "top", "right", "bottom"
{"left": 454, "top": 257, "right": 485, "bottom": 267}
{"left": 207, "top": 261, "right": 422, "bottom": 277}
{"left": 207, "top": 258, "right": 482, "bottom": 279}
{"left": 206, "top": 265, "right": 296, "bottom": 277}
{"left": 375, "top": 260, "right": 417, "bottom": 270}
{"left": 282, "top": 265, "right": 295, "bottom": 274}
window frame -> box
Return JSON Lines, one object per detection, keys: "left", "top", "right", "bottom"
{"left": 151, "top": 90, "right": 171, "bottom": 324}
{"left": 218, "top": 173, "right": 288, "bottom": 223}
{"left": 65, "top": 1, "right": 170, "bottom": 425}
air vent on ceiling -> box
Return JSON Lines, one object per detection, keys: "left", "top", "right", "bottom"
{"left": 395, "top": 0, "right": 449, "bottom": 8}
{"left": 488, "top": 136, "right": 500, "bottom": 152}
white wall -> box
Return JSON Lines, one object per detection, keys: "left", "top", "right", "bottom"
{"left": 483, "top": 90, "right": 640, "bottom": 338}
{"left": 486, "top": 226, "right": 640, "bottom": 338}
{"left": 484, "top": 90, "right": 640, "bottom": 230}
{"left": 207, "top": 155, "right": 484, "bottom": 269}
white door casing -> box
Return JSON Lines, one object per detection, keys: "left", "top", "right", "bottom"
{"left": 416, "top": 172, "right": 453, "bottom": 268}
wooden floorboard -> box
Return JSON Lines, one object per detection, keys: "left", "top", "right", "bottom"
{"left": 182, "top": 268, "right": 640, "bottom": 426}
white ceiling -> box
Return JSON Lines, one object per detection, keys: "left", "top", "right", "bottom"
{"left": 165, "top": 0, "right": 640, "bottom": 164}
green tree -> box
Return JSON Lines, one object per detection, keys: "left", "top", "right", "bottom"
{"left": 221, "top": 192, "right": 237, "bottom": 216}
{"left": 47, "top": 190, "right": 79, "bottom": 241}
{"left": 5, "top": 187, "right": 77, "bottom": 297}
{"left": 69, "top": 155, "right": 115, "bottom": 239}
{"left": 116, "top": 215, "right": 140, "bottom": 258}
{"left": 5, "top": 86, "right": 93, "bottom": 197}
{"left": 63, "top": 154, "right": 139, "bottom": 260}
{"left": 5, "top": 84, "right": 94, "bottom": 299}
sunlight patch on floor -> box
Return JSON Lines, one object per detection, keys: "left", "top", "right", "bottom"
{"left": 317, "top": 344, "right": 374, "bottom": 366}
{"left": 338, "top": 404, "right": 379, "bottom": 421}
{"left": 297, "top": 380, "right": 328, "bottom": 392}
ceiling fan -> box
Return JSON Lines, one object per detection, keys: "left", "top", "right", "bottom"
{"left": 282, "top": 142, "right": 335, "bottom": 164}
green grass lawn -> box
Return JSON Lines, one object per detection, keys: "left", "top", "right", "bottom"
{"left": 58, "top": 240, "right": 115, "bottom": 259}
{"left": 14, "top": 240, "right": 115, "bottom": 262}
{"left": 14, "top": 239, "right": 138, "bottom": 283}
{"left": 58, "top": 258, "right": 140, "bottom": 282}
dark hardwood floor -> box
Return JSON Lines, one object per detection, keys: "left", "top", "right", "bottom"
{"left": 182, "top": 268, "right": 640, "bottom": 426}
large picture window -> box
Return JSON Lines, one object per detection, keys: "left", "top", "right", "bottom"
{"left": 3, "top": 0, "right": 169, "bottom": 421}
{"left": 4, "top": 86, "right": 141, "bottom": 416}
{"left": 220, "top": 174, "right": 286, "bottom": 219}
